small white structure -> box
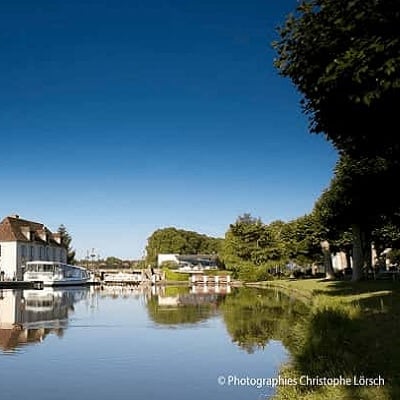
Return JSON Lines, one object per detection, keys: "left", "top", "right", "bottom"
{"left": 103, "top": 271, "right": 143, "bottom": 284}
{"left": 157, "top": 254, "right": 218, "bottom": 271}
{"left": 157, "top": 254, "right": 179, "bottom": 267}
{"left": 0, "top": 215, "right": 67, "bottom": 281}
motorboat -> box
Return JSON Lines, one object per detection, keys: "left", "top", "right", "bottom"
{"left": 23, "top": 261, "right": 90, "bottom": 286}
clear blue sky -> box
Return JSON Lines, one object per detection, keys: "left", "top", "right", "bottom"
{"left": 1, "top": 0, "right": 337, "bottom": 260}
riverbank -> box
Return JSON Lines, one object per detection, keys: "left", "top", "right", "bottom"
{"left": 248, "top": 279, "right": 400, "bottom": 400}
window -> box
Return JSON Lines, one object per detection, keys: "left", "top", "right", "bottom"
{"left": 52, "top": 247, "right": 56, "bottom": 261}
{"left": 21, "top": 245, "right": 26, "bottom": 258}
{"left": 60, "top": 249, "right": 66, "bottom": 262}
{"left": 39, "top": 247, "right": 43, "bottom": 260}
{"left": 30, "top": 246, "right": 34, "bottom": 260}
{"left": 46, "top": 247, "right": 50, "bottom": 261}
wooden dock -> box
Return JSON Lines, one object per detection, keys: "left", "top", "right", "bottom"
{"left": 0, "top": 280, "right": 44, "bottom": 289}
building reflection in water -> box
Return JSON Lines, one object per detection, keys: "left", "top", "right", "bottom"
{"left": 0, "top": 287, "right": 89, "bottom": 353}
{"left": 95, "top": 283, "right": 231, "bottom": 305}
{"left": 95, "top": 283, "right": 160, "bottom": 300}
{"left": 0, "top": 284, "right": 233, "bottom": 350}
{"left": 145, "top": 284, "right": 231, "bottom": 326}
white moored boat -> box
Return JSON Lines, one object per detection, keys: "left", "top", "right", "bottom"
{"left": 23, "top": 261, "right": 90, "bottom": 286}
{"left": 103, "top": 271, "right": 142, "bottom": 284}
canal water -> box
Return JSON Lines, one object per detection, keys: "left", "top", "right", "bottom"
{"left": 0, "top": 286, "right": 297, "bottom": 400}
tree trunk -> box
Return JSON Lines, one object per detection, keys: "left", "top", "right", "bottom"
{"left": 345, "top": 250, "right": 352, "bottom": 270}
{"left": 363, "top": 231, "right": 372, "bottom": 272}
{"left": 321, "top": 240, "right": 335, "bottom": 280}
{"left": 351, "top": 223, "right": 365, "bottom": 281}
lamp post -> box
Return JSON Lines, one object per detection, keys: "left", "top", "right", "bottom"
{"left": 90, "top": 248, "right": 96, "bottom": 271}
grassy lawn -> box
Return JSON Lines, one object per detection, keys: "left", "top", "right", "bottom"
{"left": 251, "top": 279, "right": 400, "bottom": 400}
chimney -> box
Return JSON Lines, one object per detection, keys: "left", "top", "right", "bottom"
{"left": 10, "top": 214, "right": 20, "bottom": 219}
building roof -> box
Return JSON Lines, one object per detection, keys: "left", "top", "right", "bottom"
{"left": 0, "top": 215, "right": 62, "bottom": 246}
{"left": 177, "top": 254, "right": 217, "bottom": 262}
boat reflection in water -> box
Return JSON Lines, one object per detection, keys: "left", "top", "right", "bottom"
{"left": 0, "top": 287, "right": 89, "bottom": 353}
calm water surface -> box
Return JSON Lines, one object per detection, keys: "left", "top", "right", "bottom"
{"left": 0, "top": 286, "right": 292, "bottom": 400}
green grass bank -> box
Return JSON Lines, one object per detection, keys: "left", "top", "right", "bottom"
{"left": 249, "top": 279, "right": 400, "bottom": 400}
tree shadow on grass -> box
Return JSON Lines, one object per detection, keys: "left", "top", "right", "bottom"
{"left": 219, "top": 285, "right": 399, "bottom": 399}
{"left": 312, "top": 279, "right": 400, "bottom": 298}
{"left": 283, "top": 290, "right": 400, "bottom": 400}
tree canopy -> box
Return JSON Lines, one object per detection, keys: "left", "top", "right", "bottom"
{"left": 221, "top": 213, "right": 324, "bottom": 281}
{"left": 274, "top": 0, "right": 400, "bottom": 158}
{"left": 274, "top": 0, "right": 400, "bottom": 280}
{"left": 145, "top": 227, "right": 223, "bottom": 265}
{"left": 57, "top": 224, "right": 76, "bottom": 265}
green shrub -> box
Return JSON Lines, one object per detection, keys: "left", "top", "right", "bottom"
{"left": 160, "top": 261, "right": 179, "bottom": 269}
{"left": 162, "top": 268, "right": 188, "bottom": 281}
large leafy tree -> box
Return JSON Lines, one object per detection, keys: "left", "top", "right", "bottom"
{"left": 283, "top": 213, "right": 324, "bottom": 267}
{"left": 274, "top": 0, "right": 400, "bottom": 158}
{"left": 274, "top": 1, "right": 400, "bottom": 279}
{"left": 222, "top": 214, "right": 293, "bottom": 280}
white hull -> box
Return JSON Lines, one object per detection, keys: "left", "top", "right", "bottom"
{"left": 24, "top": 261, "right": 91, "bottom": 287}
{"left": 24, "top": 276, "right": 89, "bottom": 286}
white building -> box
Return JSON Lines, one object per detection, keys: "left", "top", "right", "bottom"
{"left": 157, "top": 253, "right": 218, "bottom": 271}
{"left": 0, "top": 215, "right": 67, "bottom": 281}
{"left": 157, "top": 254, "right": 179, "bottom": 267}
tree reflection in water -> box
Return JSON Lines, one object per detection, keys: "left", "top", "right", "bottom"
{"left": 221, "top": 287, "right": 308, "bottom": 353}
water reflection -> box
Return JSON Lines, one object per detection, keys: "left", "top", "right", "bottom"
{"left": 0, "top": 285, "right": 301, "bottom": 356}
{"left": 0, "top": 285, "right": 291, "bottom": 400}
{"left": 146, "top": 285, "right": 228, "bottom": 326}
{"left": 0, "top": 287, "right": 89, "bottom": 352}
{"left": 95, "top": 283, "right": 159, "bottom": 300}
{"left": 94, "top": 284, "right": 307, "bottom": 355}
{"left": 221, "top": 287, "right": 309, "bottom": 353}
{"left": 2, "top": 284, "right": 392, "bottom": 399}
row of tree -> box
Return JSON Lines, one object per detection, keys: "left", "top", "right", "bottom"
{"left": 221, "top": 202, "right": 400, "bottom": 281}
{"left": 221, "top": 213, "right": 323, "bottom": 281}
{"left": 269, "top": 0, "right": 400, "bottom": 281}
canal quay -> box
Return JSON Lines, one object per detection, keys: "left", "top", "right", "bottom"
{"left": 0, "top": 285, "right": 290, "bottom": 400}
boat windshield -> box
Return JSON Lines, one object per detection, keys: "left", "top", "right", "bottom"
{"left": 26, "top": 263, "right": 56, "bottom": 273}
